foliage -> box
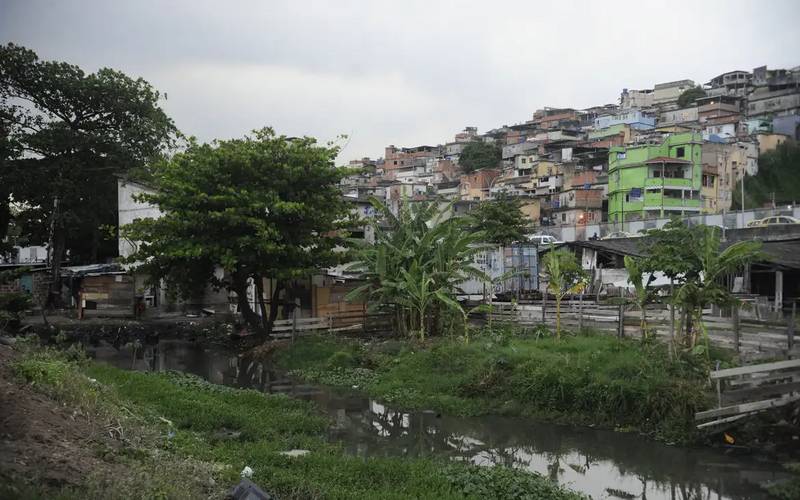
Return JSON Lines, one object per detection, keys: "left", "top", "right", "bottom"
{"left": 122, "top": 128, "right": 352, "bottom": 334}
{"left": 469, "top": 192, "right": 528, "bottom": 245}
{"left": 0, "top": 43, "right": 177, "bottom": 282}
{"left": 443, "top": 463, "right": 586, "bottom": 500}
{"left": 766, "top": 462, "right": 800, "bottom": 500}
{"left": 676, "top": 85, "right": 707, "bottom": 108}
{"left": 278, "top": 334, "right": 712, "bottom": 443}
{"left": 13, "top": 345, "right": 583, "bottom": 499}
{"left": 541, "top": 247, "right": 587, "bottom": 340}
{"left": 642, "top": 221, "right": 762, "bottom": 351}
{"left": 458, "top": 140, "right": 501, "bottom": 174}
{"left": 624, "top": 256, "right": 657, "bottom": 340}
{"left": 640, "top": 218, "right": 705, "bottom": 281}
{"left": 346, "top": 198, "right": 489, "bottom": 339}
{"left": 733, "top": 140, "right": 800, "bottom": 209}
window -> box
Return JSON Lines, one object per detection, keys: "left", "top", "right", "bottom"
{"left": 676, "top": 147, "right": 685, "bottom": 158}
{"left": 617, "top": 152, "right": 626, "bottom": 159}
{"left": 561, "top": 213, "right": 566, "bottom": 222}
{"left": 521, "top": 158, "right": 526, "bottom": 164}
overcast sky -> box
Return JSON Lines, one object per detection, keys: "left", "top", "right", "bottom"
{"left": 2, "top": 0, "right": 799, "bottom": 161}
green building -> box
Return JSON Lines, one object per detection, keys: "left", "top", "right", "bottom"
{"left": 607, "top": 132, "right": 703, "bottom": 223}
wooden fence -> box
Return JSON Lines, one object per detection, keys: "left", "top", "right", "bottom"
{"left": 695, "top": 358, "right": 800, "bottom": 429}
{"left": 270, "top": 309, "right": 393, "bottom": 340}
{"left": 489, "top": 300, "right": 800, "bottom": 359}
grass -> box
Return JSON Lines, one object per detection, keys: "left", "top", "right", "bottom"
{"left": 273, "top": 328, "right": 715, "bottom": 443}
{"left": 7, "top": 343, "right": 585, "bottom": 500}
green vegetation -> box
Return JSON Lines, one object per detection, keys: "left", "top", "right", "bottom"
{"left": 735, "top": 140, "right": 800, "bottom": 209}
{"left": 274, "top": 331, "right": 713, "bottom": 443}
{"left": 541, "top": 247, "right": 587, "bottom": 339}
{"left": 0, "top": 44, "right": 177, "bottom": 302}
{"left": 8, "top": 344, "right": 584, "bottom": 499}
{"left": 676, "top": 85, "right": 706, "bottom": 108}
{"left": 766, "top": 462, "right": 800, "bottom": 500}
{"left": 642, "top": 220, "right": 762, "bottom": 352}
{"left": 469, "top": 193, "right": 528, "bottom": 246}
{"left": 458, "top": 140, "right": 501, "bottom": 173}
{"left": 121, "top": 128, "right": 353, "bottom": 334}
{"left": 347, "top": 198, "right": 488, "bottom": 339}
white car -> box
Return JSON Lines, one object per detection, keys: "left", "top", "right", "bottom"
{"left": 757, "top": 215, "right": 800, "bottom": 226}
{"left": 527, "top": 234, "right": 561, "bottom": 246}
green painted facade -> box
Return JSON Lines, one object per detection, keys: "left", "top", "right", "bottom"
{"left": 607, "top": 132, "right": 703, "bottom": 223}
{"left": 588, "top": 123, "right": 626, "bottom": 140}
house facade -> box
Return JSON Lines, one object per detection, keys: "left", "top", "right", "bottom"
{"left": 607, "top": 132, "right": 703, "bottom": 223}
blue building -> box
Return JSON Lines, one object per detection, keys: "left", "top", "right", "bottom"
{"left": 594, "top": 110, "right": 655, "bottom": 131}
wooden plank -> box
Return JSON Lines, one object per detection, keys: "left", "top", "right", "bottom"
{"left": 695, "top": 393, "right": 800, "bottom": 421}
{"left": 723, "top": 381, "right": 800, "bottom": 403}
{"left": 710, "top": 359, "right": 800, "bottom": 379}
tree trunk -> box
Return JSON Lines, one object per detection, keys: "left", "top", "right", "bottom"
{"left": 640, "top": 307, "right": 647, "bottom": 340}
{"left": 267, "top": 279, "right": 284, "bottom": 333}
{"left": 555, "top": 295, "right": 561, "bottom": 340}
{"left": 46, "top": 230, "right": 66, "bottom": 309}
{"left": 233, "top": 278, "right": 264, "bottom": 334}
{"left": 254, "top": 275, "right": 269, "bottom": 332}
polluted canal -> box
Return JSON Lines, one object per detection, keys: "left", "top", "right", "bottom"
{"left": 84, "top": 338, "right": 788, "bottom": 499}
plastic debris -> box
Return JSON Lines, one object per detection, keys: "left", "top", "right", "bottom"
{"left": 240, "top": 466, "right": 254, "bottom": 478}
{"left": 279, "top": 449, "right": 310, "bottom": 458}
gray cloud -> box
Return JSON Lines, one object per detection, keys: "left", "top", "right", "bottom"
{"left": 2, "top": 0, "right": 799, "bottom": 160}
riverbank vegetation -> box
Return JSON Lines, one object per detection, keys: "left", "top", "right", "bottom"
{"left": 3, "top": 343, "right": 585, "bottom": 499}
{"left": 273, "top": 329, "right": 718, "bottom": 443}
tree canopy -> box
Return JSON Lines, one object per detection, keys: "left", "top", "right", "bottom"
{"left": 122, "top": 128, "right": 352, "bottom": 334}
{"left": 733, "top": 141, "right": 800, "bottom": 209}
{"left": 0, "top": 43, "right": 176, "bottom": 304}
{"left": 469, "top": 193, "right": 528, "bottom": 246}
{"left": 676, "top": 86, "right": 707, "bottom": 108}
{"left": 458, "top": 140, "right": 501, "bottom": 174}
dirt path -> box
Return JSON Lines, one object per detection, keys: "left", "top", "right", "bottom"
{"left": 0, "top": 344, "right": 122, "bottom": 490}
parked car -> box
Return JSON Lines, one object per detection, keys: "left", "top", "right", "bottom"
{"left": 746, "top": 218, "right": 765, "bottom": 227}
{"left": 757, "top": 215, "right": 800, "bottom": 226}
{"left": 527, "top": 234, "right": 561, "bottom": 246}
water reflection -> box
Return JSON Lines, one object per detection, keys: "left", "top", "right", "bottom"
{"left": 85, "top": 339, "right": 787, "bottom": 500}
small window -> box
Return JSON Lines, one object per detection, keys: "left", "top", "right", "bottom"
{"left": 676, "top": 147, "right": 685, "bottom": 158}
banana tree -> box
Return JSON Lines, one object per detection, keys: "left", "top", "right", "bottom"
{"left": 672, "top": 227, "right": 762, "bottom": 354}
{"left": 624, "top": 255, "right": 658, "bottom": 340}
{"left": 542, "top": 246, "right": 587, "bottom": 340}
{"left": 346, "top": 197, "right": 489, "bottom": 338}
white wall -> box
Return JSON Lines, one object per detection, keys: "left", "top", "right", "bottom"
{"left": 117, "top": 179, "right": 162, "bottom": 258}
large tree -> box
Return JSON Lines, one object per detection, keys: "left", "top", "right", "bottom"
{"left": 733, "top": 140, "right": 800, "bottom": 209}
{"left": 458, "top": 140, "right": 501, "bottom": 173}
{"left": 122, "top": 128, "right": 353, "bottom": 334}
{"left": 469, "top": 193, "right": 528, "bottom": 246}
{"left": 676, "top": 86, "right": 706, "bottom": 108}
{"left": 0, "top": 43, "right": 176, "bottom": 305}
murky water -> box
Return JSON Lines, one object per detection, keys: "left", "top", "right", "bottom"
{"left": 85, "top": 338, "right": 789, "bottom": 499}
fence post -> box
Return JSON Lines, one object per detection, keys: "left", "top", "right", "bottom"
{"left": 578, "top": 292, "right": 584, "bottom": 331}
{"left": 732, "top": 306, "right": 741, "bottom": 355}
{"left": 788, "top": 301, "right": 796, "bottom": 359}
{"left": 291, "top": 308, "right": 297, "bottom": 343}
{"left": 617, "top": 288, "right": 624, "bottom": 339}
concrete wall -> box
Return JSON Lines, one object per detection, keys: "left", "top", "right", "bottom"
{"left": 117, "top": 179, "right": 162, "bottom": 259}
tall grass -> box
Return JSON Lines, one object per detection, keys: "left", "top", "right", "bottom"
{"left": 10, "top": 345, "right": 585, "bottom": 500}
{"left": 277, "top": 331, "right": 712, "bottom": 443}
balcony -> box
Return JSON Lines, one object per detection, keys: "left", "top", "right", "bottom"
{"left": 644, "top": 177, "right": 692, "bottom": 188}
{"left": 643, "top": 192, "right": 701, "bottom": 209}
